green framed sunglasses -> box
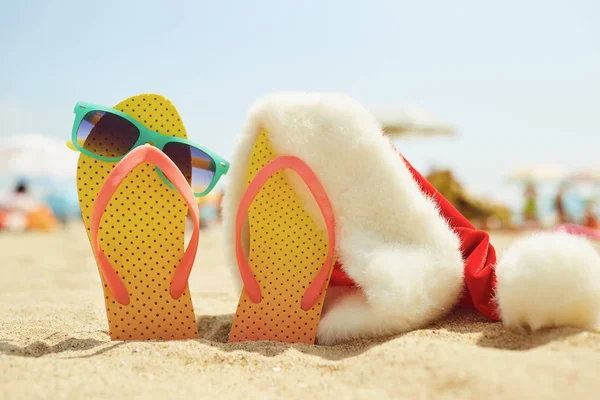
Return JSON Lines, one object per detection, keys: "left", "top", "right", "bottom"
{"left": 69, "top": 101, "right": 229, "bottom": 197}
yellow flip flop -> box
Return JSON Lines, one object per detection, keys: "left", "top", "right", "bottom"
{"left": 228, "top": 129, "right": 336, "bottom": 344}
{"left": 76, "top": 94, "right": 199, "bottom": 341}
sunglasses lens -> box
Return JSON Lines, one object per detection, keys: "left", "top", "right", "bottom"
{"left": 77, "top": 111, "right": 140, "bottom": 158}
{"left": 162, "top": 142, "right": 217, "bottom": 194}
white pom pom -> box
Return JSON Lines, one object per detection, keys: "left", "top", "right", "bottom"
{"left": 496, "top": 232, "right": 600, "bottom": 330}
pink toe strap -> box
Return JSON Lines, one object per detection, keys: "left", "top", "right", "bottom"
{"left": 90, "top": 144, "right": 200, "bottom": 305}
{"left": 235, "top": 156, "right": 336, "bottom": 311}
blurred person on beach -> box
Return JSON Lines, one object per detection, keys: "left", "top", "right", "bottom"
{"left": 0, "top": 180, "right": 39, "bottom": 231}
{"left": 584, "top": 200, "right": 598, "bottom": 229}
{"left": 0, "top": 179, "right": 58, "bottom": 232}
{"left": 0, "top": 180, "right": 39, "bottom": 214}
{"left": 554, "top": 183, "right": 568, "bottom": 224}
{"left": 522, "top": 183, "right": 539, "bottom": 228}
{"left": 217, "top": 190, "right": 224, "bottom": 222}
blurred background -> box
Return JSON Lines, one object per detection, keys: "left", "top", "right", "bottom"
{"left": 1, "top": 0, "right": 599, "bottom": 233}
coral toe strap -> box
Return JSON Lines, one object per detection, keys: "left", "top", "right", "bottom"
{"left": 90, "top": 144, "right": 200, "bottom": 305}
{"left": 235, "top": 156, "right": 336, "bottom": 311}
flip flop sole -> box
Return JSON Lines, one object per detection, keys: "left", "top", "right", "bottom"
{"left": 228, "top": 129, "right": 334, "bottom": 344}
{"left": 77, "top": 94, "right": 198, "bottom": 341}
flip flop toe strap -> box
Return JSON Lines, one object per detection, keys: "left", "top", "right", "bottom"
{"left": 90, "top": 144, "right": 200, "bottom": 305}
{"left": 235, "top": 156, "right": 336, "bottom": 311}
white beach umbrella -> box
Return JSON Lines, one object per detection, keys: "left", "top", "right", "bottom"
{"left": 568, "top": 166, "right": 600, "bottom": 183}
{"left": 507, "top": 164, "right": 565, "bottom": 183}
{"left": 0, "top": 134, "right": 78, "bottom": 179}
{"left": 371, "top": 106, "right": 457, "bottom": 137}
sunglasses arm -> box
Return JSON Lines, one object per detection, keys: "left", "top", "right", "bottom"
{"left": 66, "top": 141, "right": 78, "bottom": 151}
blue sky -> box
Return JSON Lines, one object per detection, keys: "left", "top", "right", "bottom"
{"left": 1, "top": 0, "right": 599, "bottom": 210}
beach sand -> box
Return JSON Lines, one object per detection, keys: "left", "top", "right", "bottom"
{"left": 1, "top": 224, "right": 599, "bottom": 399}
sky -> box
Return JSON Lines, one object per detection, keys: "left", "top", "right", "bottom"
{"left": 1, "top": 0, "right": 599, "bottom": 211}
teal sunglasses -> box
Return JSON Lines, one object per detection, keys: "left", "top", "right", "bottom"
{"left": 69, "top": 102, "right": 229, "bottom": 197}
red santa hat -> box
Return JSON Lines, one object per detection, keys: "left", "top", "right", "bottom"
{"left": 224, "top": 92, "right": 600, "bottom": 345}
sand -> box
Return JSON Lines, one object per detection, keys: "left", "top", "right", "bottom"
{"left": 1, "top": 224, "right": 599, "bottom": 399}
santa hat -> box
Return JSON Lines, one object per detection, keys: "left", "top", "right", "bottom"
{"left": 224, "top": 93, "right": 600, "bottom": 345}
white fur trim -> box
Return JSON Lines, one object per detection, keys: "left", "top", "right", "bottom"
{"left": 223, "top": 93, "right": 464, "bottom": 345}
{"left": 496, "top": 232, "right": 600, "bottom": 331}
